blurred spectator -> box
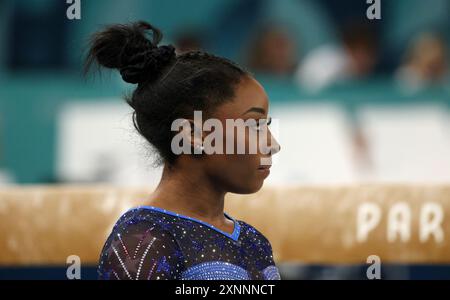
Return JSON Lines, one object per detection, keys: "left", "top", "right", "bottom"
{"left": 341, "top": 24, "right": 378, "bottom": 78}
{"left": 246, "top": 24, "right": 298, "bottom": 77}
{"left": 295, "top": 23, "right": 379, "bottom": 91}
{"left": 395, "top": 33, "right": 448, "bottom": 91}
{"left": 173, "top": 30, "right": 204, "bottom": 54}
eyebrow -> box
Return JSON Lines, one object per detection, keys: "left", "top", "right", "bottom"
{"left": 242, "top": 107, "right": 266, "bottom": 115}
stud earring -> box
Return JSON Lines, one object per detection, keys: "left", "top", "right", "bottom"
{"left": 194, "top": 144, "right": 204, "bottom": 154}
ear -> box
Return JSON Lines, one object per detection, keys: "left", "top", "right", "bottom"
{"left": 183, "top": 119, "right": 205, "bottom": 154}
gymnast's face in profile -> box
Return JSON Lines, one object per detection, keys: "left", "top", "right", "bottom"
{"left": 190, "top": 75, "right": 281, "bottom": 194}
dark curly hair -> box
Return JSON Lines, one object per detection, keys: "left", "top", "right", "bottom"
{"left": 85, "top": 21, "right": 250, "bottom": 165}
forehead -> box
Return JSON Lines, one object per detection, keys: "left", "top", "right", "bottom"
{"left": 213, "top": 76, "right": 269, "bottom": 119}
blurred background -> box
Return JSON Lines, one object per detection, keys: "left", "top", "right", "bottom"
{"left": 0, "top": 0, "right": 450, "bottom": 280}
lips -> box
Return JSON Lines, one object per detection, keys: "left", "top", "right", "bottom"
{"left": 257, "top": 162, "right": 272, "bottom": 179}
{"left": 258, "top": 164, "right": 271, "bottom": 170}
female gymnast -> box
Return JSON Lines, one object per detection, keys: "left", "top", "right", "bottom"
{"left": 86, "top": 21, "right": 281, "bottom": 280}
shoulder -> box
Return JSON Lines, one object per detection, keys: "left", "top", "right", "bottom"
{"left": 98, "top": 207, "right": 184, "bottom": 280}
{"left": 111, "top": 206, "right": 166, "bottom": 230}
{"left": 237, "top": 220, "right": 273, "bottom": 250}
{"left": 104, "top": 206, "right": 180, "bottom": 253}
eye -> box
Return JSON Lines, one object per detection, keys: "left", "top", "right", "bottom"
{"left": 253, "top": 117, "right": 271, "bottom": 131}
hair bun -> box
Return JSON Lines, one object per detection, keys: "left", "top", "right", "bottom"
{"left": 85, "top": 21, "right": 176, "bottom": 84}
{"left": 120, "top": 44, "right": 176, "bottom": 84}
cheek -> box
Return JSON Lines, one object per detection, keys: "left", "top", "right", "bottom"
{"left": 224, "top": 122, "right": 258, "bottom": 155}
{"left": 205, "top": 154, "right": 265, "bottom": 194}
{"left": 221, "top": 127, "right": 260, "bottom": 173}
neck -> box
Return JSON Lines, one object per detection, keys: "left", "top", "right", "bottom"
{"left": 147, "top": 162, "right": 227, "bottom": 222}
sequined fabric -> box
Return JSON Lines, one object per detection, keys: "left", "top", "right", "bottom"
{"left": 98, "top": 206, "right": 281, "bottom": 280}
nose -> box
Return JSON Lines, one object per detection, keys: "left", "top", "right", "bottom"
{"left": 270, "top": 136, "right": 281, "bottom": 155}
{"left": 264, "top": 130, "right": 281, "bottom": 156}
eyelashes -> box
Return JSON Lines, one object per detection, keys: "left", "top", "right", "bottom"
{"left": 254, "top": 116, "right": 272, "bottom": 131}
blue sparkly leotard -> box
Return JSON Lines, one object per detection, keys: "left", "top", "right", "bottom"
{"left": 98, "top": 206, "right": 281, "bottom": 280}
